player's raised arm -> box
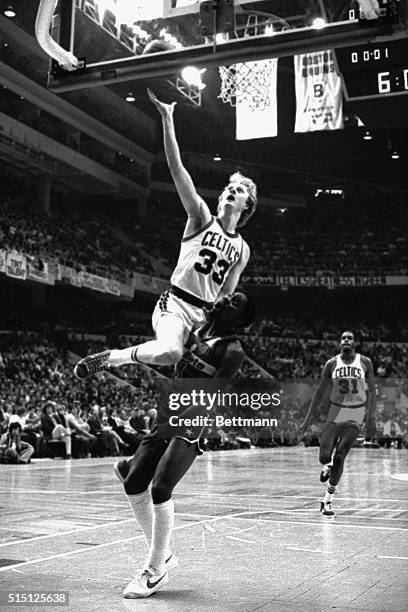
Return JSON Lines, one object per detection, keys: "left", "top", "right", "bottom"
{"left": 363, "top": 356, "right": 377, "bottom": 437}
{"left": 147, "top": 89, "right": 211, "bottom": 230}
{"left": 300, "top": 359, "right": 333, "bottom": 432}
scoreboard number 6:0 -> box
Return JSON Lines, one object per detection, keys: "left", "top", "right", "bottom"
{"left": 378, "top": 71, "right": 391, "bottom": 93}
{"left": 377, "top": 70, "right": 408, "bottom": 93}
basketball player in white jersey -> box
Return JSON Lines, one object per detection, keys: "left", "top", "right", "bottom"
{"left": 74, "top": 89, "right": 257, "bottom": 379}
{"left": 300, "top": 331, "right": 376, "bottom": 516}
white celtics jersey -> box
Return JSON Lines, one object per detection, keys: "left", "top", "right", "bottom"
{"left": 328, "top": 353, "right": 367, "bottom": 425}
{"left": 171, "top": 217, "right": 244, "bottom": 303}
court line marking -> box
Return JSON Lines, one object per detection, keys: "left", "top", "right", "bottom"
{"left": 377, "top": 555, "right": 408, "bottom": 560}
{"left": 287, "top": 547, "right": 335, "bottom": 554}
{"left": 0, "top": 518, "right": 136, "bottom": 548}
{"left": 217, "top": 514, "right": 408, "bottom": 531}
{"left": 0, "top": 511, "right": 218, "bottom": 549}
{"left": 185, "top": 492, "right": 408, "bottom": 503}
{"left": 225, "top": 535, "right": 256, "bottom": 544}
{"left": 0, "top": 509, "right": 268, "bottom": 572}
{"left": 0, "top": 505, "right": 406, "bottom": 567}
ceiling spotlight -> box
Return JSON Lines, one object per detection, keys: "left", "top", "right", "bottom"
{"left": 363, "top": 130, "right": 372, "bottom": 141}
{"left": 125, "top": 92, "right": 135, "bottom": 102}
{"left": 391, "top": 151, "right": 400, "bottom": 159}
{"left": 279, "top": 208, "right": 287, "bottom": 214}
{"left": 213, "top": 154, "right": 221, "bottom": 162}
{"left": 312, "top": 17, "right": 326, "bottom": 29}
{"left": 4, "top": 5, "right": 16, "bottom": 18}
{"left": 181, "top": 66, "right": 206, "bottom": 90}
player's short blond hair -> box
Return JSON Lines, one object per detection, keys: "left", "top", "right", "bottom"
{"left": 229, "top": 172, "right": 258, "bottom": 227}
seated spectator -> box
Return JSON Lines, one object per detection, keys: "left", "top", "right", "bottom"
{"left": 40, "top": 402, "right": 72, "bottom": 458}
{"left": 0, "top": 422, "right": 34, "bottom": 464}
{"left": 129, "top": 407, "right": 149, "bottom": 435}
{"left": 108, "top": 408, "right": 141, "bottom": 453}
{"left": 65, "top": 405, "right": 97, "bottom": 458}
{"left": 87, "top": 405, "right": 127, "bottom": 456}
{"left": 379, "top": 414, "right": 404, "bottom": 449}
{"left": 23, "top": 405, "right": 43, "bottom": 455}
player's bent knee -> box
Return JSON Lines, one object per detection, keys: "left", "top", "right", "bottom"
{"left": 151, "top": 479, "right": 173, "bottom": 505}
{"left": 319, "top": 451, "right": 331, "bottom": 465}
{"left": 157, "top": 346, "right": 183, "bottom": 365}
{"left": 123, "top": 475, "right": 150, "bottom": 496}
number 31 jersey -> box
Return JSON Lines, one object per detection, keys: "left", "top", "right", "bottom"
{"left": 171, "top": 217, "right": 245, "bottom": 303}
{"left": 328, "top": 353, "right": 367, "bottom": 425}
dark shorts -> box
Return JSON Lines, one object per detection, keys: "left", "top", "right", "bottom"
{"left": 146, "top": 422, "right": 205, "bottom": 455}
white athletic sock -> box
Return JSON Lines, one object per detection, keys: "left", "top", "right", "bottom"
{"left": 324, "top": 483, "right": 336, "bottom": 504}
{"left": 146, "top": 499, "right": 174, "bottom": 574}
{"left": 109, "top": 347, "right": 138, "bottom": 366}
{"left": 127, "top": 490, "right": 154, "bottom": 549}
{"left": 109, "top": 343, "right": 172, "bottom": 366}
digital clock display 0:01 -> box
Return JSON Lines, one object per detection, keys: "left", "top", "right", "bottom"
{"left": 342, "top": 67, "right": 408, "bottom": 99}
{"left": 350, "top": 47, "right": 389, "bottom": 64}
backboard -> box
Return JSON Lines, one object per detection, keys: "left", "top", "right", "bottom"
{"left": 42, "top": 0, "right": 407, "bottom": 92}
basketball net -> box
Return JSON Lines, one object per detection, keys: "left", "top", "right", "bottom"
{"left": 218, "top": 59, "right": 276, "bottom": 111}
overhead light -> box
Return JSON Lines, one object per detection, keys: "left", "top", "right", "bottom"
{"left": 181, "top": 66, "right": 207, "bottom": 90}
{"left": 125, "top": 92, "right": 135, "bottom": 102}
{"left": 4, "top": 5, "right": 16, "bottom": 18}
{"left": 213, "top": 154, "right": 221, "bottom": 162}
{"left": 363, "top": 130, "right": 372, "bottom": 141}
{"left": 278, "top": 208, "right": 287, "bottom": 214}
{"left": 312, "top": 17, "right": 326, "bottom": 29}
{"left": 391, "top": 151, "right": 400, "bottom": 159}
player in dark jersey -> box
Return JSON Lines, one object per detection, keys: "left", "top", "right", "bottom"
{"left": 114, "top": 292, "right": 254, "bottom": 598}
{"left": 300, "top": 331, "right": 376, "bottom": 517}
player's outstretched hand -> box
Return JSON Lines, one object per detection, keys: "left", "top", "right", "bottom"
{"left": 147, "top": 88, "right": 176, "bottom": 118}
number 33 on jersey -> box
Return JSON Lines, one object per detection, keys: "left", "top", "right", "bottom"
{"left": 171, "top": 217, "right": 245, "bottom": 303}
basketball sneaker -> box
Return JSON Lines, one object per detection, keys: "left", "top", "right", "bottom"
{"left": 123, "top": 569, "right": 168, "bottom": 598}
{"left": 320, "top": 500, "right": 335, "bottom": 517}
{"left": 320, "top": 464, "right": 332, "bottom": 483}
{"left": 165, "top": 553, "right": 179, "bottom": 571}
{"left": 74, "top": 350, "right": 111, "bottom": 379}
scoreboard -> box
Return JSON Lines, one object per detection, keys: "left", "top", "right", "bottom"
{"left": 335, "top": 38, "right": 408, "bottom": 100}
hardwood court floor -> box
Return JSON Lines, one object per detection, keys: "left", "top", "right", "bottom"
{"left": 0, "top": 447, "right": 407, "bottom": 612}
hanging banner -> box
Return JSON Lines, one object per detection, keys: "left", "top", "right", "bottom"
{"left": 27, "top": 259, "right": 54, "bottom": 286}
{"left": 6, "top": 251, "right": 27, "bottom": 280}
{"left": 105, "top": 279, "right": 121, "bottom": 296}
{"left": 81, "top": 272, "right": 106, "bottom": 293}
{"left": 235, "top": 59, "right": 278, "bottom": 140}
{"left": 294, "top": 50, "right": 343, "bottom": 132}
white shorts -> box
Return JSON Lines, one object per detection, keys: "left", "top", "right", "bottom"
{"left": 152, "top": 291, "right": 207, "bottom": 341}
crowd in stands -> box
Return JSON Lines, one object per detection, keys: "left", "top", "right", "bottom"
{"left": 2, "top": 183, "right": 408, "bottom": 289}
{"left": 0, "top": 192, "right": 153, "bottom": 283}
{"left": 0, "top": 329, "right": 407, "bottom": 463}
